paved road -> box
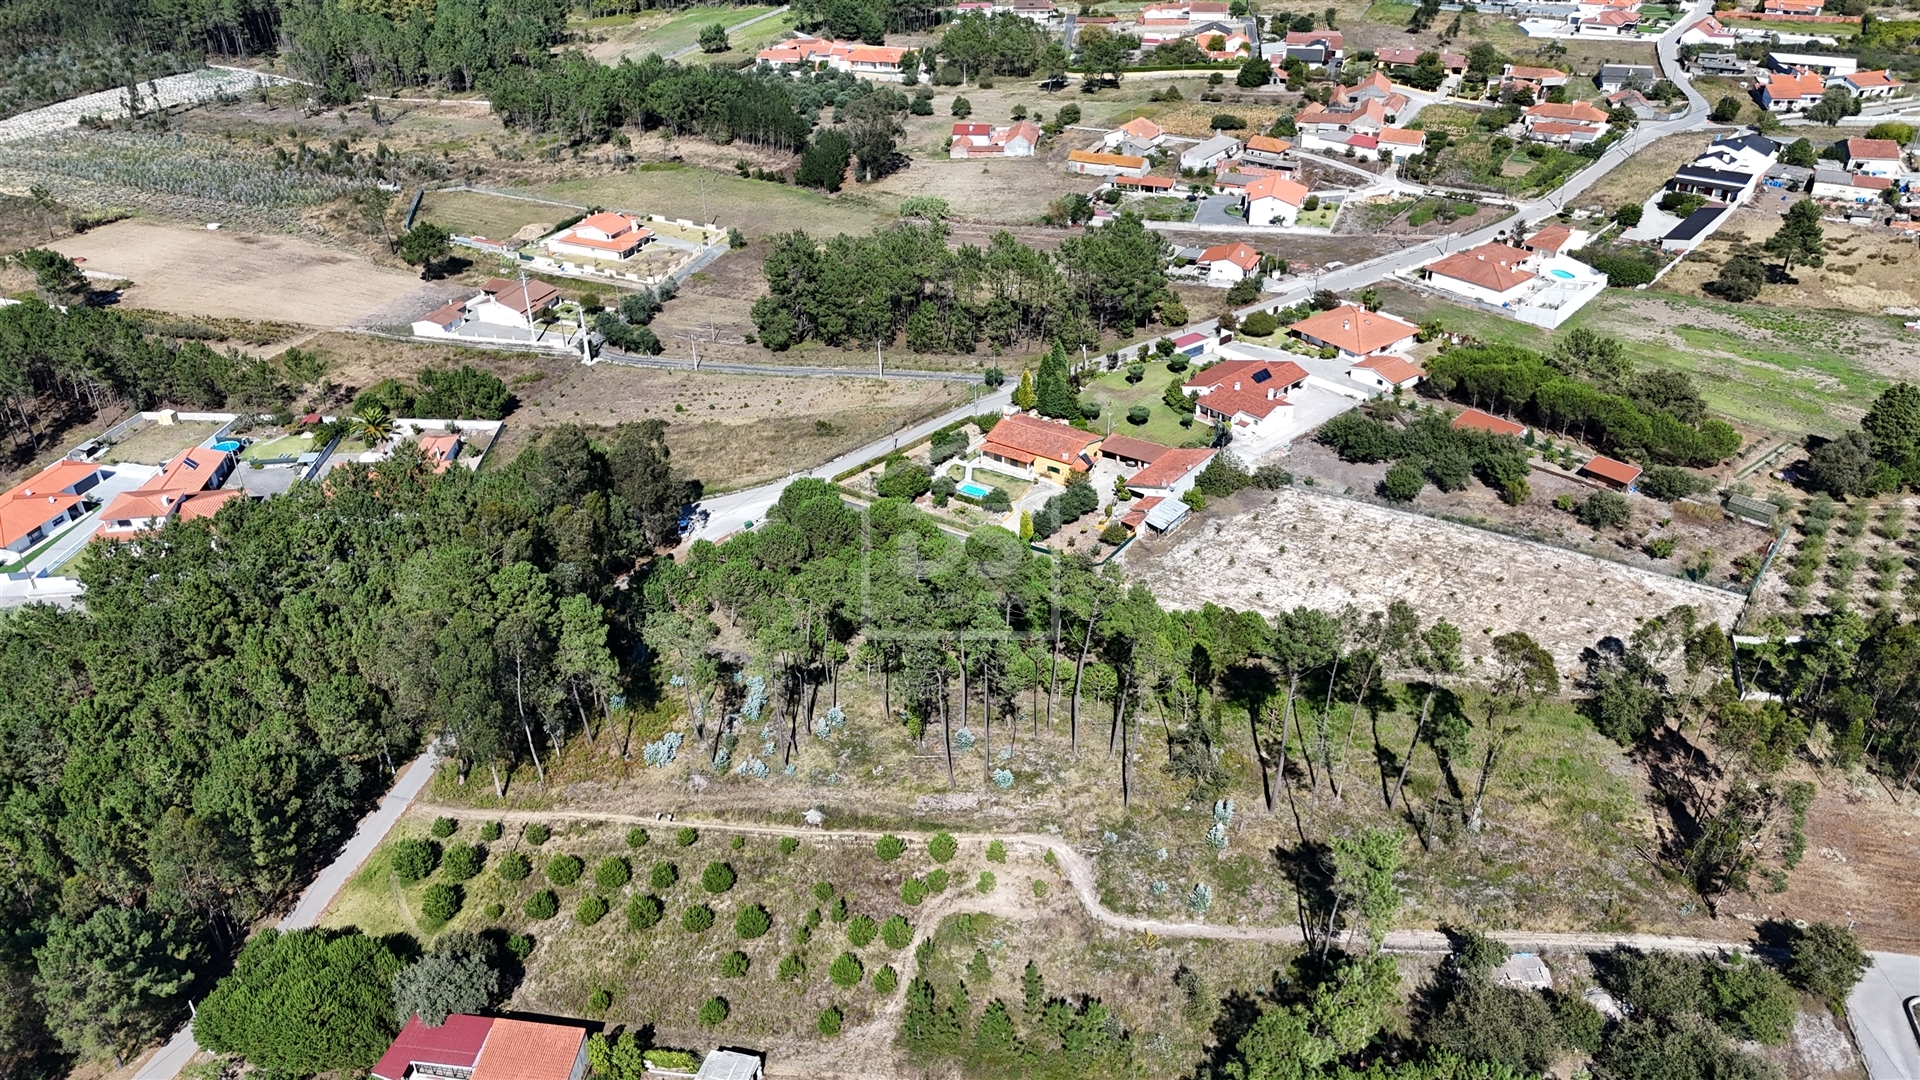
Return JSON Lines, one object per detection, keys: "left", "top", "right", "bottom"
{"left": 682, "top": 382, "right": 1014, "bottom": 544}
{"left": 1850, "top": 951, "right": 1920, "bottom": 1080}
{"left": 131, "top": 745, "right": 444, "bottom": 1080}
{"left": 662, "top": 5, "right": 791, "bottom": 60}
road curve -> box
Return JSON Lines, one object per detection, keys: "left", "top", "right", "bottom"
{"left": 418, "top": 803, "right": 1749, "bottom": 957}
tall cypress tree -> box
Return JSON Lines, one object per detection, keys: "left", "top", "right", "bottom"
{"left": 1034, "top": 342, "right": 1079, "bottom": 421}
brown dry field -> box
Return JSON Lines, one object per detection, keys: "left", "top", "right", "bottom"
{"left": 49, "top": 220, "right": 422, "bottom": 325}
{"left": 1123, "top": 483, "right": 1749, "bottom": 673}
{"left": 1661, "top": 206, "right": 1920, "bottom": 314}
{"left": 1580, "top": 131, "right": 1717, "bottom": 212}
{"left": 1758, "top": 766, "right": 1920, "bottom": 952}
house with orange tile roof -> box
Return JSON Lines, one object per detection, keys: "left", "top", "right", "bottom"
{"left": 1183, "top": 359, "right": 1309, "bottom": 435}
{"left": 1347, "top": 354, "right": 1426, "bottom": 393}
{"left": 543, "top": 211, "right": 653, "bottom": 261}
{"left": 1126, "top": 446, "right": 1218, "bottom": 498}
{"left": 472, "top": 277, "right": 561, "bottom": 330}
{"left": 1104, "top": 116, "right": 1167, "bottom": 151}
{"left": 1832, "top": 69, "right": 1903, "bottom": 101}
{"left": 1375, "top": 126, "right": 1427, "bottom": 157}
{"left": 372, "top": 1014, "right": 589, "bottom": 1080}
{"left": 0, "top": 460, "right": 106, "bottom": 557}
{"left": 977, "top": 413, "right": 1102, "bottom": 483}
{"left": 1239, "top": 134, "right": 1294, "bottom": 166}
{"left": 1451, "top": 408, "right": 1527, "bottom": 438}
{"left": 1287, "top": 304, "right": 1419, "bottom": 360}
{"left": 1501, "top": 63, "right": 1572, "bottom": 90}
{"left": 94, "top": 448, "right": 236, "bottom": 540}
{"left": 1841, "top": 136, "right": 1903, "bottom": 176}
{"left": 1759, "top": 70, "right": 1828, "bottom": 111}
{"left": 1763, "top": 0, "right": 1823, "bottom": 13}
{"left": 1522, "top": 101, "right": 1611, "bottom": 144}
{"left": 1420, "top": 242, "right": 1537, "bottom": 305}
{"left": 1244, "top": 174, "right": 1309, "bottom": 226}
{"left": 755, "top": 36, "right": 909, "bottom": 80}
{"left": 1067, "top": 150, "right": 1149, "bottom": 177}
{"left": 1195, "top": 241, "right": 1262, "bottom": 284}
{"left": 417, "top": 433, "right": 465, "bottom": 474}
{"left": 950, "top": 120, "right": 1042, "bottom": 158}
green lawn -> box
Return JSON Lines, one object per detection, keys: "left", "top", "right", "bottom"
{"left": 609, "top": 5, "right": 780, "bottom": 58}
{"left": 240, "top": 433, "right": 320, "bottom": 462}
{"left": 1080, "top": 360, "right": 1208, "bottom": 448}
{"left": 1296, "top": 204, "right": 1336, "bottom": 228}
{"left": 2, "top": 519, "right": 89, "bottom": 571}
{"left": 539, "top": 164, "right": 892, "bottom": 239}
{"left": 1379, "top": 286, "right": 1891, "bottom": 439}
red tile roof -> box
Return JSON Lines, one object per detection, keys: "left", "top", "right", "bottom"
{"left": 1129, "top": 447, "right": 1217, "bottom": 489}
{"left": 1425, "top": 242, "right": 1536, "bottom": 294}
{"left": 1525, "top": 224, "right": 1574, "bottom": 252}
{"left": 1765, "top": 72, "right": 1827, "bottom": 100}
{"left": 1352, "top": 354, "right": 1426, "bottom": 384}
{"left": 1451, "top": 408, "right": 1526, "bottom": 437}
{"left": 1119, "top": 116, "right": 1164, "bottom": 140}
{"left": 1844, "top": 70, "right": 1902, "bottom": 89}
{"left": 1120, "top": 495, "right": 1165, "bottom": 531}
{"left": 1184, "top": 360, "right": 1309, "bottom": 422}
{"left": 1245, "top": 174, "right": 1308, "bottom": 206}
{"left": 1289, "top": 304, "right": 1419, "bottom": 355}
{"left": 1100, "top": 434, "right": 1175, "bottom": 464}
{"left": 482, "top": 278, "right": 561, "bottom": 315}
{"left": 1844, "top": 137, "right": 1902, "bottom": 160}
{"left": 1526, "top": 101, "right": 1610, "bottom": 125}
{"left": 173, "top": 489, "right": 241, "bottom": 523}
{"left": 419, "top": 300, "right": 466, "bottom": 327}
{"left": 1198, "top": 242, "right": 1261, "bottom": 271}
{"left": 1114, "top": 174, "right": 1175, "bottom": 189}
{"left": 372, "top": 1014, "right": 495, "bottom": 1080}
{"left": 981, "top": 414, "right": 1101, "bottom": 467}
{"left": 1504, "top": 64, "right": 1569, "bottom": 82}
{"left": 1244, "top": 135, "right": 1293, "bottom": 155}
{"left": 1580, "top": 455, "right": 1642, "bottom": 486}
{"left": 469, "top": 1018, "right": 587, "bottom": 1080}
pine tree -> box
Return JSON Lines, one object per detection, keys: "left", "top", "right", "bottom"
{"left": 1022, "top": 959, "right": 1045, "bottom": 1013}
{"left": 1034, "top": 342, "right": 1080, "bottom": 421}
{"left": 1012, "top": 369, "right": 1037, "bottom": 411}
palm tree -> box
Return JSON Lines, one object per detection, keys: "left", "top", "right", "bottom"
{"left": 353, "top": 404, "right": 395, "bottom": 445}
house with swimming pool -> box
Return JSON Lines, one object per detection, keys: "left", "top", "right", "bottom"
{"left": 1409, "top": 240, "right": 1606, "bottom": 329}
{"left": 976, "top": 414, "right": 1103, "bottom": 483}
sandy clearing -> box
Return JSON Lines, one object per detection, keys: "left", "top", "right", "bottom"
{"left": 1124, "top": 486, "right": 1748, "bottom": 673}
{"left": 51, "top": 220, "right": 421, "bottom": 325}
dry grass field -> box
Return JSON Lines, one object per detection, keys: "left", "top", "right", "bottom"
{"left": 1579, "top": 131, "right": 1716, "bottom": 212}
{"left": 49, "top": 220, "right": 421, "bottom": 324}
{"left": 1661, "top": 206, "right": 1920, "bottom": 314}
{"left": 417, "top": 189, "right": 574, "bottom": 241}
{"left": 1124, "top": 485, "right": 1748, "bottom": 673}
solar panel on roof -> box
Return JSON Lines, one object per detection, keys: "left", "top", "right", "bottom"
{"left": 1252, "top": 369, "right": 1271, "bottom": 383}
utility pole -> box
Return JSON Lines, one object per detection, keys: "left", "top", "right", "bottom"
{"left": 877, "top": 339, "right": 884, "bottom": 378}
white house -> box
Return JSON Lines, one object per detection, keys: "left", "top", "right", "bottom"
{"left": 1180, "top": 134, "right": 1242, "bottom": 172}
{"left": 543, "top": 211, "right": 654, "bottom": 261}
{"left": 1759, "top": 70, "right": 1828, "bottom": 111}
{"left": 1677, "top": 15, "right": 1736, "bottom": 46}
{"left": 1347, "top": 354, "right": 1426, "bottom": 393}
{"left": 1419, "top": 242, "right": 1537, "bottom": 306}
{"left": 1811, "top": 168, "right": 1893, "bottom": 202}
{"left": 472, "top": 277, "right": 561, "bottom": 329}
{"left": 950, "top": 120, "right": 1041, "bottom": 158}
{"left": 1104, "top": 116, "right": 1166, "bottom": 150}
{"left": 1068, "top": 150, "right": 1149, "bottom": 177}
{"left": 1182, "top": 359, "right": 1309, "bottom": 435}
{"left": 1125, "top": 447, "right": 1218, "bottom": 498}
{"left": 1280, "top": 30, "right": 1344, "bottom": 65}
{"left": 1831, "top": 69, "right": 1903, "bottom": 100}
{"left": 1288, "top": 303, "right": 1419, "bottom": 360}
{"left": 756, "top": 37, "right": 910, "bottom": 80}
{"left": 1768, "top": 52, "right": 1856, "bottom": 76}
{"left": 1244, "top": 174, "right": 1309, "bottom": 226}
{"left": 1596, "top": 64, "right": 1656, "bottom": 93}
{"left": 1196, "top": 241, "right": 1261, "bottom": 284}
{"left": 0, "top": 460, "right": 105, "bottom": 557}
{"left": 1842, "top": 136, "right": 1903, "bottom": 177}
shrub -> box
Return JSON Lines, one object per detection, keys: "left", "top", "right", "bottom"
{"left": 830, "top": 896, "right": 848, "bottom": 923}
{"left": 1645, "top": 537, "right": 1677, "bottom": 559}
{"left": 926, "top": 868, "right": 950, "bottom": 893}
{"left": 810, "top": 908, "right": 826, "bottom": 928}
{"left": 392, "top": 838, "right": 437, "bottom": 885}
{"left": 1787, "top": 922, "right": 1870, "bottom": 1006}
{"left": 876, "top": 834, "right": 906, "bottom": 861}
{"left": 441, "top": 843, "right": 485, "bottom": 882}
{"left": 479, "top": 821, "right": 503, "bottom": 842}
{"left": 719, "top": 950, "right": 750, "bottom": 978}
{"left": 683, "top": 904, "right": 715, "bottom": 933}
{"left": 986, "top": 840, "right": 1007, "bottom": 863}
{"left": 1211, "top": 113, "right": 1247, "bottom": 129}
{"left": 626, "top": 894, "right": 664, "bottom": 931}
{"left": 675, "top": 826, "right": 699, "bottom": 847}
{"left": 421, "top": 883, "right": 461, "bottom": 924}
{"left": 1381, "top": 458, "right": 1427, "bottom": 501}
{"left": 977, "top": 872, "right": 997, "bottom": 893}
{"left": 507, "top": 933, "right": 533, "bottom": 961}
{"left": 873, "top": 965, "right": 899, "bottom": 993}
{"left": 484, "top": 902, "right": 504, "bottom": 918}
{"left": 830, "top": 952, "right": 865, "bottom": 987}
{"left": 901, "top": 877, "right": 929, "bottom": 905}
{"left": 576, "top": 894, "right": 610, "bottom": 926}
{"left": 698, "top": 997, "right": 729, "bottom": 1026}
{"left": 524, "top": 823, "right": 550, "bottom": 846}
{"left": 813, "top": 881, "right": 836, "bottom": 903}
{"left": 701, "top": 861, "right": 737, "bottom": 894}
{"left": 779, "top": 954, "right": 805, "bottom": 982}
{"left": 1708, "top": 958, "right": 1797, "bottom": 1044}
{"left": 496, "top": 852, "right": 531, "bottom": 882}
{"left": 929, "top": 832, "right": 958, "bottom": 863}
{"left": 881, "top": 915, "right": 913, "bottom": 948}
{"left": 627, "top": 827, "right": 650, "bottom": 848}
{"left": 524, "top": 890, "right": 559, "bottom": 920}
{"left": 818, "top": 1006, "right": 844, "bottom": 1035}
{"left": 1033, "top": 880, "right": 1050, "bottom": 898}
{"left": 596, "top": 857, "right": 631, "bottom": 890}
{"left": 1577, "top": 490, "right": 1632, "bottom": 530}
{"left": 1638, "top": 464, "right": 1715, "bottom": 502}
{"left": 1240, "top": 311, "right": 1279, "bottom": 337}
{"left": 735, "top": 904, "right": 772, "bottom": 940}
{"left": 430, "top": 816, "right": 457, "bottom": 838}
{"left": 848, "top": 914, "right": 879, "bottom": 947}
{"left": 588, "top": 987, "right": 613, "bottom": 1011}
{"left": 780, "top": 836, "right": 800, "bottom": 855}
{"left": 650, "top": 862, "right": 679, "bottom": 891}
{"left": 546, "top": 854, "right": 584, "bottom": 887}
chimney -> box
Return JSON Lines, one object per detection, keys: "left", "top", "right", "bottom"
{"left": 1342, "top": 319, "right": 1351, "bottom": 331}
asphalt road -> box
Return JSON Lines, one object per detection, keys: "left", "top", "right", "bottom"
{"left": 1850, "top": 951, "right": 1920, "bottom": 1080}
{"left": 131, "top": 745, "right": 444, "bottom": 1080}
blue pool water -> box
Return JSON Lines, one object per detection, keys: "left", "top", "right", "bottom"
{"left": 957, "top": 481, "right": 992, "bottom": 498}
{"left": 213, "top": 440, "right": 243, "bottom": 452}
{"left": 1548, "top": 268, "right": 1576, "bottom": 280}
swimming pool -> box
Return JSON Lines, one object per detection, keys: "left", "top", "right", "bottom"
{"left": 213, "top": 440, "right": 243, "bottom": 452}
{"left": 1548, "top": 268, "right": 1576, "bottom": 280}
{"left": 957, "top": 481, "right": 992, "bottom": 498}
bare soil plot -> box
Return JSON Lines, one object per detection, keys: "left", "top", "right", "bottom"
{"left": 1659, "top": 206, "right": 1920, "bottom": 316}
{"left": 101, "top": 420, "right": 221, "bottom": 465}
{"left": 864, "top": 154, "right": 1096, "bottom": 224}
{"left": 1124, "top": 485, "right": 1747, "bottom": 673}
{"left": 50, "top": 220, "right": 421, "bottom": 325}
{"left": 1575, "top": 131, "right": 1715, "bottom": 212}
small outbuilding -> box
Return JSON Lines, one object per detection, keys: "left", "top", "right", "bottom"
{"left": 1451, "top": 408, "right": 1527, "bottom": 438}
{"left": 1580, "top": 454, "right": 1642, "bottom": 490}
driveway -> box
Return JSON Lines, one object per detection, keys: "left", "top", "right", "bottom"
{"left": 1193, "top": 194, "right": 1245, "bottom": 226}
{"left": 1849, "top": 951, "right": 1920, "bottom": 1080}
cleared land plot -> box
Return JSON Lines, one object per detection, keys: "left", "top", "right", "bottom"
{"left": 865, "top": 156, "right": 1099, "bottom": 224}
{"left": 101, "top": 420, "right": 221, "bottom": 465}
{"left": 585, "top": 4, "right": 780, "bottom": 61}
{"left": 1379, "top": 285, "right": 1912, "bottom": 438}
{"left": 1125, "top": 485, "right": 1746, "bottom": 672}
{"left": 1660, "top": 206, "right": 1920, "bottom": 317}
{"left": 417, "top": 189, "right": 570, "bottom": 240}
{"left": 50, "top": 221, "right": 420, "bottom": 325}
{"left": 536, "top": 164, "right": 892, "bottom": 239}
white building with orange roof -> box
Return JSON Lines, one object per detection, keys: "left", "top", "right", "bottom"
{"left": 1760, "top": 70, "right": 1829, "bottom": 111}
{"left": 543, "top": 211, "right": 654, "bottom": 261}
{"left": 1243, "top": 174, "right": 1309, "bottom": 226}
{"left": 1831, "top": 69, "right": 1904, "bottom": 101}
{"left": 1347, "top": 354, "right": 1426, "bottom": 393}
{"left": 1287, "top": 304, "right": 1419, "bottom": 360}
{"left": 94, "top": 447, "right": 236, "bottom": 541}
{"left": 1195, "top": 241, "right": 1261, "bottom": 284}
{"left": 1105, "top": 116, "right": 1166, "bottom": 151}
{"left": 755, "top": 36, "right": 909, "bottom": 81}
{"left": 950, "top": 120, "right": 1042, "bottom": 158}
{"left": 1239, "top": 134, "right": 1293, "bottom": 166}
{"left": 0, "top": 460, "right": 107, "bottom": 558}
{"left": 1181, "top": 359, "right": 1309, "bottom": 435}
